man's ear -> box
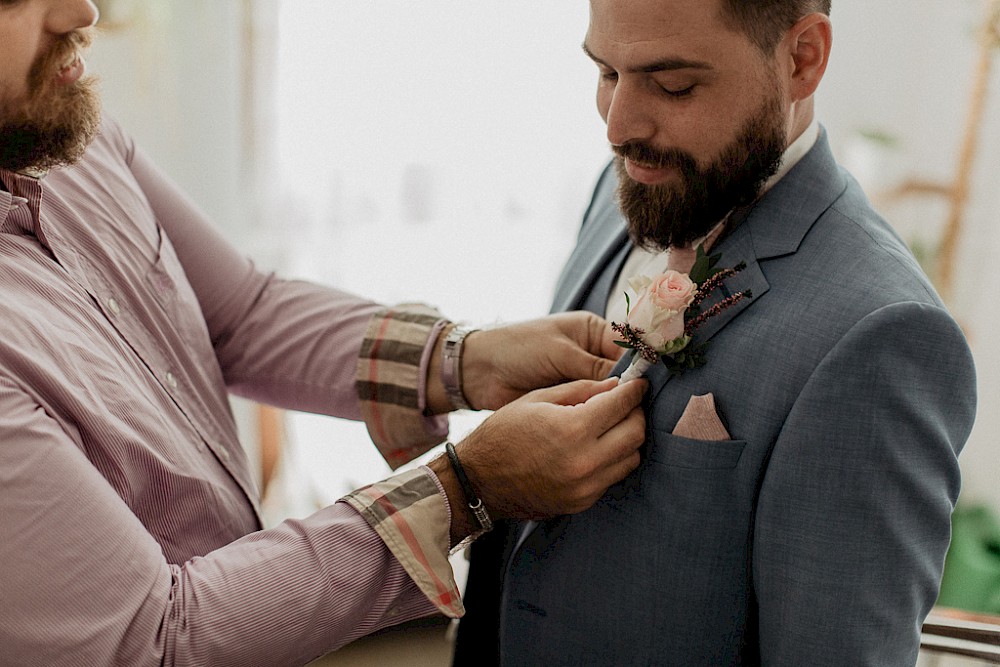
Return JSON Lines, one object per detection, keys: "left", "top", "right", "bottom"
{"left": 784, "top": 13, "right": 832, "bottom": 102}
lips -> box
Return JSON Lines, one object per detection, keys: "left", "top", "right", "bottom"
{"left": 624, "top": 158, "right": 678, "bottom": 186}
{"left": 55, "top": 54, "right": 86, "bottom": 86}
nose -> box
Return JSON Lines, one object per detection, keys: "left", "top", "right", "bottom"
{"left": 46, "top": 0, "right": 100, "bottom": 35}
{"left": 603, "top": 81, "right": 657, "bottom": 148}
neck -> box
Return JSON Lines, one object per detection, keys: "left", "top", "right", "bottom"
{"left": 787, "top": 96, "right": 815, "bottom": 147}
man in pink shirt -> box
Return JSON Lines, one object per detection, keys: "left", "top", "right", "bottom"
{"left": 0, "top": 2, "right": 648, "bottom": 664}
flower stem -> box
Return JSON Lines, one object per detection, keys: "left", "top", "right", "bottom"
{"left": 619, "top": 356, "right": 653, "bottom": 383}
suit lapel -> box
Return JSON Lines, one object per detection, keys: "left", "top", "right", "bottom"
{"left": 686, "top": 219, "right": 768, "bottom": 348}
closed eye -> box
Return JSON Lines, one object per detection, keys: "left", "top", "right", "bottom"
{"left": 662, "top": 85, "right": 695, "bottom": 98}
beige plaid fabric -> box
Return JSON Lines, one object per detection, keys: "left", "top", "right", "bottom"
{"left": 352, "top": 306, "right": 464, "bottom": 616}
{"left": 356, "top": 305, "right": 450, "bottom": 468}
{"left": 343, "top": 468, "right": 464, "bottom": 617}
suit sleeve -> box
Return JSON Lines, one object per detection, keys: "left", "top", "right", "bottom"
{"left": 753, "top": 301, "right": 976, "bottom": 665}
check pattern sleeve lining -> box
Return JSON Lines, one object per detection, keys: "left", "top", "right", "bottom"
{"left": 342, "top": 466, "right": 465, "bottom": 617}
{"left": 356, "top": 306, "right": 450, "bottom": 468}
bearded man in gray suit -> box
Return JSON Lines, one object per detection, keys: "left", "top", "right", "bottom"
{"left": 454, "top": 0, "right": 978, "bottom": 664}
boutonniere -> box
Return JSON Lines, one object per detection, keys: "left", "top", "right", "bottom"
{"left": 612, "top": 245, "right": 751, "bottom": 382}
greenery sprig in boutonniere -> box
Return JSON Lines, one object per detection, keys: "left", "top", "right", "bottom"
{"left": 612, "top": 245, "right": 752, "bottom": 382}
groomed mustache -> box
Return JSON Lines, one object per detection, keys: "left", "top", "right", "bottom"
{"left": 612, "top": 141, "right": 697, "bottom": 174}
{"left": 28, "top": 28, "right": 95, "bottom": 92}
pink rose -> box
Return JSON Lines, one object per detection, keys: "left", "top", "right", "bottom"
{"left": 626, "top": 270, "right": 695, "bottom": 350}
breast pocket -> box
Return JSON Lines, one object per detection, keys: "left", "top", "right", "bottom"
{"left": 640, "top": 429, "right": 755, "bottom": 562}
{"left": 647, "top": 430, "right": 747, "bottom": 469}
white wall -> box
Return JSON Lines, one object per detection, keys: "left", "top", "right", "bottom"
{"left": 91, "top": 3, "right": 251, "bottom": 232}
{"left": 86, "top": 1, "right": 1000, "bottom": 512}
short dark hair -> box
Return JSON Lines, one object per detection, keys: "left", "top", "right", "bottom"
{"left": 718, "top": 0, "right": 831, "bottom": 53}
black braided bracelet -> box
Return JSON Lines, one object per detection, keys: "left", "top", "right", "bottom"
{"left": 444, "top": 442, "right": 493, "bottom": 533}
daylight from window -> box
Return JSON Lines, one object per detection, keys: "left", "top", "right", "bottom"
{"left": 270, "top": 2, "right": 611, "bottom": 514}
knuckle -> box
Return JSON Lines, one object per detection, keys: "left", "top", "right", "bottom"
{"left": 564, "top": 457, "right": 591, "bottom": 482}
{"left": 569, "top": 492, "right": 595, "bottom": 515}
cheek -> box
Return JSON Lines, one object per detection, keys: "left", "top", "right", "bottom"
{"left": 0, "top": 54, "right": 34, "bottom": 104}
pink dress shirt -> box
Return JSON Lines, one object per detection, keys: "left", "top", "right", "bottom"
{"left": 0, "top": 117, "right": 461, "bottom": 666}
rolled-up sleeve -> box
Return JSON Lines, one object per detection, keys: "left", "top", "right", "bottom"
{"left": 342, "top": 467, "right": 465, "bottom": 618}
{"left": 356, "top": 306, "right": 451, "bottom": 467}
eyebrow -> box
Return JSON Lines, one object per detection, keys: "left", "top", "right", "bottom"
{"left": 581, "top": 43, "right": 713, "bottom": 73}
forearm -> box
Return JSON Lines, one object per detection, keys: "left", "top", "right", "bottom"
{"left": 426, "top": 452, "right": 479, "bottom": 547}
{"left": 211, "top": 274, "right": 382, "bottom": 416}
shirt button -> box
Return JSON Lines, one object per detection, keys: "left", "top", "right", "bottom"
{"left": 219, "top": 448, "right": 230, "bottom": 463}
{"left": 165, "top": 371, "right": 178, "bottom": 389}
{"left": 107, "top": 297, "right": 121, "bottom": 316}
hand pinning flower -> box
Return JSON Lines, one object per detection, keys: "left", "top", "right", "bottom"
{"left": 612, "top": 245, "right": 751, "bottom": 382}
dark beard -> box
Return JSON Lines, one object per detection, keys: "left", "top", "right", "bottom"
{"left": 0, "top": 30, "right": 101, "bottom": 173}
{"left": 613, "top": 93, "right": 786, "bottom": 251}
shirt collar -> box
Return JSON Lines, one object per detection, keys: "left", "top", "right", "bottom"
{"left": 0, "top": 167, "right": 46, "bottom": 238}
{"left": 764, "top": 117, "right": 820, "bottom": 193}
{"left": 0, "top": 172, "right": 15, "bottom": 232}
{"left": 0, "top": 188, "right": 13, "bottom": 230}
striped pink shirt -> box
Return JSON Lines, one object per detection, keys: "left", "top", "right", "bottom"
{"left": 0, "top": 117, "right": 460, "bottom": 666}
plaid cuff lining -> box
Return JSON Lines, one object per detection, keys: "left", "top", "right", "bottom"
{"left": 342, "top": 468, "right": 464, "bottom": 618}
{"left": 356, "top": 306, "right": 450, "bottom": 468}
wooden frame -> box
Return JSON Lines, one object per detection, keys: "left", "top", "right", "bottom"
{"left": 922, "top": 608, "right": 1000, "bottom": 663}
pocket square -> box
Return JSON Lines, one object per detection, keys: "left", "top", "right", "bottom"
{"left": 672, "top": 393, "right": 731, "bottom": 441}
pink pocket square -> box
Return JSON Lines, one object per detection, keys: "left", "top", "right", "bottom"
{"left": 672, "top": 393, "right": 731, "bottom": 441}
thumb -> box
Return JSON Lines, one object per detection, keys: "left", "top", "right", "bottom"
{"left": 523, "top": 377, "right": 621, "bottom": 407}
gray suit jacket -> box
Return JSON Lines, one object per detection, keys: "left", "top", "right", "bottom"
{"left": 455, "top": 132, "right": 977, "bottom": 666}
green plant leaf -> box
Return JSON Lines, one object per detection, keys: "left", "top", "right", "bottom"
{"left": 688, "top": 243, "right": 723, "bottom": 284}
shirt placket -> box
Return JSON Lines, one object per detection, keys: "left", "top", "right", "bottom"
{"left": 28, "top": 174, "right": 263, "bottom": 525}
